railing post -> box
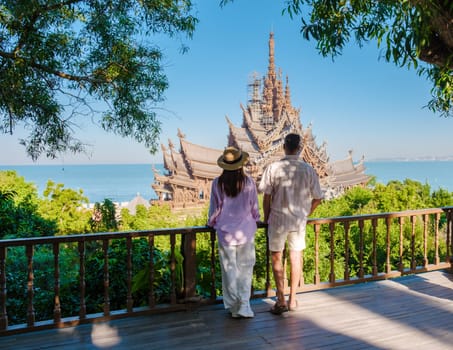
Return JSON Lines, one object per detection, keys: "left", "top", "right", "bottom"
{"left": 0, "top": 246, "right": 7, "bottom": 331}
{"left": 78, "top": 241, "right": 86, "bottom": 320}
{"left": 385, "top": 217, "right": 391, "bottom": 274}
{"left": 329, "top": 222, "right": 335, "bottom": 283}
{"left": 209, "top": 230, "right": 217, "bottom": 301}
{"left": 410, "top": 216, "right": 417, "bottom": 271}
{"left": 26, "top": 245, "right": 35, "bottom": 327}
{"left": 372, "top": 219, "right": 378, "bottom": 276}
{"left": 447, "top": 209, "right": 453, "bottom": 272}
{"left": 314, "top": 224, "right": 320, "bottom": 285}
{"left": 265, "top": 224, "right": 272, "bottom": 297}
{"left": 169, "top": 233, "right": 177, "bottom": 305}
{"left": 182, "top": 231, "right": 197, "bottom": 300}
{"left": 398, "top": 217, "right": 404, "bottom": 273}
{"left": 103, "top": 239, "right": 110, "bottom": 316}
{"left": 422, "top": 214, "right": 428, "bottom": 269}
{"left": 53, "top": 243, "right": 61, "bottom": 324}
{"left": 358, "top": 220, "right": 364, "bottom": 279}
{"left": 434, "top": 213, "right": 440, "bottom": 266}
{"left": 343, "top": 222, "right": 350, "bottom": 281}
{"left": 148, "top": 234, "right": 155, "bottom": 308}
{"left": 126, "top": 236, "right": 133, "bottom": 312}
{"left": 371, "top": 219, "right": 378, "bottom": 276}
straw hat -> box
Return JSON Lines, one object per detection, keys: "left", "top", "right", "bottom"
{"left": 217, "top": 147, "right": 249, "bottom": 171}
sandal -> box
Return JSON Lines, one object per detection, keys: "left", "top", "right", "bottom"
{"left": 269, "top": 302, "right": 288, "bottom": 315}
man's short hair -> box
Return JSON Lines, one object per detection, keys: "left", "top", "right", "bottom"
{"left": 284, "top": 133, "right": 301, "bottom": 152}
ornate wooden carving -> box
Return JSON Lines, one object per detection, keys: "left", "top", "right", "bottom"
{"left": 152, "top": 32, "right": 370, "bottom": 207}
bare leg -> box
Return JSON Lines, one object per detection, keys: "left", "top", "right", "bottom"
{"left": 271, "top": 251, "right": 286, "bottom": 306}
{"left": 288, "top": 250, "right": 301, "bottom": 308}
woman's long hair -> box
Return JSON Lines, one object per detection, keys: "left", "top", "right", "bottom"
{"left": 218, "top": 168, "right": 246, "bottom": 197}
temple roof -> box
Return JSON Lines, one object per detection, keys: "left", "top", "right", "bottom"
{"left": 167, "top": 174, "right": 199, "bottom": 189}
{"left": 180, "top": 138, "right": 222, "bottom": 179}
{"left": 226, "top": 117, "right": 260, "bottom": 157}
{"left": 152, "top": 32, "right": 370, "bottom": 203}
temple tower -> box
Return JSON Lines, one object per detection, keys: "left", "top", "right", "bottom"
{"left": 152, "top": 33, "right": 370, "bottom": 207}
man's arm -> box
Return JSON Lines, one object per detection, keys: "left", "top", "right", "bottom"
{"left": 309, "top": 198, "right": 322, "bottom": 216}
{"left": 263, "top": 193, "right": 272, "bottom": 223}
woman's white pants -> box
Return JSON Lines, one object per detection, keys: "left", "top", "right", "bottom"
{"left": 218, "top": 241, "right": 256, "bottom": 311}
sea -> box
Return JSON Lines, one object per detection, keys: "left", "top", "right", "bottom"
{"left": 1, "top": 161, "right": 453, "bottom": 204}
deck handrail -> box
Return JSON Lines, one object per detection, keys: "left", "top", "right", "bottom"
{"left": 1, "top": 206, "right": 452, "bottom": 335}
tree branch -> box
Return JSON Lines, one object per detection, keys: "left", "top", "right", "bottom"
{"left": 0, "top": 50, "right": 107, "bottom": 85}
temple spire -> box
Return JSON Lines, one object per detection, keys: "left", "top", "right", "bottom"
{"left": 285, "top": 75, "right": 292, "bottom": 112}
{"left": 268, "top": 32, "right": 276, "bottom": 81}
{"left": 262, "top": 32, "right": 276, "bottom": 116}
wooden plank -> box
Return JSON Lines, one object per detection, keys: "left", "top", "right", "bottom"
{"left": 0, "top": 271, "right": 452, "bottom": 349}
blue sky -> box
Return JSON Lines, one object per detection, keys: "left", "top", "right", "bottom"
{"left": 2, "top": 0, "right": 453, "bottom": 165}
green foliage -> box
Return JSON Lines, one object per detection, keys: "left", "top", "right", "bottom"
{"left": 39, "top": 180, "right": 91, "bottom": 235}
{"left": 431, "top": 187, "right": 453, "bottom": 207}
{"left": 120, "top": 202, "right": 185, "bottom": 232}
{"left": 284, "top": 0, "right": 453, "bottom": 117}
{"left": 0, "top": 0, "right": 198, "bottom": 160}
{"left": 82, "top": 238, "right": 179, "bottom": 312}
{"left": 0, "top": 171, "right": 57, "bottom": 238}
{"left": 2, "top": 174, "right": 453, "bottom": 326}
{"left": 90, "top": 199, "right": 119, "bottom": 232}
{"left": 252, "top": 228, "right": 270, "bottom": 291}
{"left": 192, "top": 231, "right": 221, "bottom": 297}
{"left": 0, "top": 170, "right": 38, "bottom": 205}
{"left": 5, "top": 245, "right": 80, "bottom": 324}
{"left": 131, "top": 240, "right": 184, "bottom": 303}
{"left": 299, "top": 178, "right": 453, "bottom": 282}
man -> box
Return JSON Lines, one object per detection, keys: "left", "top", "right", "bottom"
{"left": 259, "top": 133, "right": 323, "bottom": 314}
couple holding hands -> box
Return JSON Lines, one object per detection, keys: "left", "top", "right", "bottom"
{"left": 208, "top": 133, "right": 323, "bottom": 318}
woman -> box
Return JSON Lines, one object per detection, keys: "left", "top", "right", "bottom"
{"left": 208, "top": 147, "right": 260, "bottom": 318}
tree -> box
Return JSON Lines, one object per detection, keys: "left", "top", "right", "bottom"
{"left": 90, "top": 198, "right": 119, "bottom": 232}
{"left": 39, "top": 180, "right": 91, "bottom": 234}
{"left": 0, "top": 1, "right": 197, "bottom": 160}
{"left": 0, "top": 171, "right": 57, "bottom": 238}
{"left": 221, "top": 0, "right": 453, "bottom": 117}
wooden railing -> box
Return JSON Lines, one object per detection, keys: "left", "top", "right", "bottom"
{"left": 1, "top": 207, "right": 452, "bottom": 335}
{"left": 292, "top": 207, "right": 453, "bottom": 293}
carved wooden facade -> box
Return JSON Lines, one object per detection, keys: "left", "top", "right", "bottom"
{"left": 152, "top": 33, "right": 370, "bottom": 206}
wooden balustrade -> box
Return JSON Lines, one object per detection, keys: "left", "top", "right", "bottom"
{"left": 0, "top": 207, "right": 452, "bottom": 335}
{"left": 294, "top": 207, "right": 453, "bottom": 293}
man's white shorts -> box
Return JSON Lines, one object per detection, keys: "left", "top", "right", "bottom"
{"left": 268, "top": 228, "right": 306, "bottom": 252}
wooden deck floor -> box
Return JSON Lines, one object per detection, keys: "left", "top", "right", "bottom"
{"left": 1, "top": 270, "right": 453, "bottom": 349}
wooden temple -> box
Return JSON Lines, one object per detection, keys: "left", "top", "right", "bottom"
{"left": 152, "top": 33, "right": 370, "bottom": 206}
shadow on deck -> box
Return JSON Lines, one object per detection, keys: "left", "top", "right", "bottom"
{"left": 1, "top": 270, "right": 453, "bottom": 350}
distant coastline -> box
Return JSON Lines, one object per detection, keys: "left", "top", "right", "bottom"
{"left": 367, "top": 156, "right": 453, "bottom": 162}
{"left": 4, "top": 156, "right": 453, "bottom": 166}
{"left": 2, "top": 161, "right": 453, "bottom": 205}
